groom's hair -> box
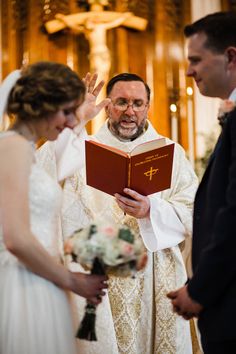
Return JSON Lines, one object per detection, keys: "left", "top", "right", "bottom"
{"left": 106, "top": 73, "right": 151, "bottom": 102}
{"left": 184, "top": 11, "right": 236, "bottom": 53}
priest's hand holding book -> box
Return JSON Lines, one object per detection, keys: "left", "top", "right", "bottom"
{"left": 115, "top": 188, "right": 150, "bottom": 218}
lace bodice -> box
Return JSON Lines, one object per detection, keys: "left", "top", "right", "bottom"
{"left": 0, "top": 132, "right": 62, "bottom": 265}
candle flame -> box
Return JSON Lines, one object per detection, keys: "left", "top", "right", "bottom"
{"left": 170, "top": 104, "right": 177, "bottom": 113}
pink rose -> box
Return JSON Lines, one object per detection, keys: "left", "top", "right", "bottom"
{"left": 120, "top": 242, "right": 135, "bottom": 256}
{"left": 102, "top": 226, "right": 117, "bottom": 238}
{"left": 218, "top": 99, "right": 236, "bottom": 118}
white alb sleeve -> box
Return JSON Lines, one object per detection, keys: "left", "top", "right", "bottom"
{"left": 55, "top": 127, "right": 88, "bottom": 181}
{"left": 138, "top": 193, "right": 186, "bottom": 252}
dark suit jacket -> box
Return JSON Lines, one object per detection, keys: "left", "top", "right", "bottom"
{"left": 188, "top": 107, "right": 236, "bottom": 342}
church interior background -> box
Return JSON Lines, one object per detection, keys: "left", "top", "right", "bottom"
{"left": 0, "top": 0, "right": 235, "bottom": 176}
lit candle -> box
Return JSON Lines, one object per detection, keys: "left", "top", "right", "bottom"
{"left": 186, "top": 86, "right": 194, "bottom": 167}
{"left": 170, "top": 104, "right": 178, "bottom": 142}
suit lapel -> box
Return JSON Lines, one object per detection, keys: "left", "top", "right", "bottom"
{"left": 196, "top": 133, "right": 222, "bottom": 194}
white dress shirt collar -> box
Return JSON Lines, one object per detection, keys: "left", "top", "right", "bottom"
{"left": 229, "top": 88, "right": 236, "bottom": 101}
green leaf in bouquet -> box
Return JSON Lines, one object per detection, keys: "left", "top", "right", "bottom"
{"left": 88, "top": 224, "right": 97, "bottom": 238}
{"left": 74, "top": 228, "right": 83, "bottom": 233}
{"left": 118, "top": 228, "right": 134, "bottom": 244}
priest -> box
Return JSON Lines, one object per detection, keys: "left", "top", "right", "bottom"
{"left": 38, "top": 72, "right": 198, "bottom": 354}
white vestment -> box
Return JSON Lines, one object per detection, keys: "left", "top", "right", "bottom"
{"left": 37, "top": 120, "right": 198, "bottom": 354}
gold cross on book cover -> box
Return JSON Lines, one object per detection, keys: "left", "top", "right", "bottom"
{"left": 85, "top": 138, "right": 175, "bottom": 196}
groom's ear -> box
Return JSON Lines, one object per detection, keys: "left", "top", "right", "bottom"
{"left": 225, "top": 47, "right": 236, "bottom": 66}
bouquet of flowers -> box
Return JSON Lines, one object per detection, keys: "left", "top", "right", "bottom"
{"left": 64, "top": 221, "right": 147, "bottom": 341}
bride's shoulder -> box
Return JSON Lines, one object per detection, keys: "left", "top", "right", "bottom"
{"left": 0, "top": 132, "right": 34, "bottom": 160}
{"left": 0, "top": 131, "right": 29, "bottom": 143}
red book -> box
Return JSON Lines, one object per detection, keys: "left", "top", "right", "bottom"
{"left": 85, "top": 138, "right": 175, "bottom": 196}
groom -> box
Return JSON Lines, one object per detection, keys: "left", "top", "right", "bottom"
{"left": 167, "top": 11, "right": 236, "bottom": 354}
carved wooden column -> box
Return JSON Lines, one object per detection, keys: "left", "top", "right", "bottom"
{"left": 190, "top": 0, "right": 221, "bottom": 166}
{"left": 221, "top": 0, "right": 236, "bottom": 10}
{"left": 37, "top": 0, "right": 70, "bottom": 63}
{"left": 152, "top": 0, "right": 192, "bottom": 153}
{"left": 1, "top": 0, "right": 28, "bottom": 77}
{"left": 114, "top": 0, "right": 129, "bottom": 73}
{"left": 151, "top": 1, "right": 169, "bottom": 136}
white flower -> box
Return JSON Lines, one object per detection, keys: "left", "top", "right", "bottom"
{"left": 218, "top": 99, "right": 236, "bottom": 126}
{"left": 218, "top": 99, "right": 236, "bottom": 117}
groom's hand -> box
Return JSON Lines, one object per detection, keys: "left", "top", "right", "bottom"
{"left": 167, "top": 285, "right": 203, "bottom": 320}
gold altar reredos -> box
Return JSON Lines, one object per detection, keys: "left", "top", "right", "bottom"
{"left": 0, "top": 0, "right": 235, "bottom": 153}
{"left": 44, "top": 1, "right": 148, "bottom": 131}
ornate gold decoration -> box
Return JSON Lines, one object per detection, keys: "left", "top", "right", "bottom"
{"left": 153, "top": 249, "right": 177, "bottom": 353}
{"left": 44, "top": 4, "right": 147, "bottom": 130}
{"left": 41, "top": 0, "right": 70, "bottom": 23}
{"left": 164, "top": 0, "right": 183, "bottom": 32}
{"left": 12, "top": 0, "right": 29, "bottom": 32}
{"left": 108, "top": 270, "right": 145, "bottom": 354}
{"left": 144, "top": 166, "right": 159, "bottom": 181}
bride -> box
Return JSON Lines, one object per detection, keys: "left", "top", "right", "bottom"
{"left": 0, "top": 62, "right": 109, "bottom": 354}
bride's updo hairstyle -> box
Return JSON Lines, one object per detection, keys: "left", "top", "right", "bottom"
{"left": 7, "top": 61, "right": 86, "bottom": 122}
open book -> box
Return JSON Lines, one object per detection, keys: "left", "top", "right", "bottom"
{"left": 85, "top": 138, "right": 175, "bottom": 196}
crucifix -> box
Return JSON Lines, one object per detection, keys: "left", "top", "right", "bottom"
{"left": 45, "top": 0, "right": 148, "bottom": 132}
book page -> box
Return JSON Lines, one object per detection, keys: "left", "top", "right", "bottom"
{"left": 87, "top": 140, "right": 128, "bottom": 157}
{"left": 130, "top": 138, "right": 166, "bottom": 156}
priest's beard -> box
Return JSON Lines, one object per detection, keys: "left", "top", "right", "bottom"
{"left": 108, "top": 116, "right": 146, "bottom": 141}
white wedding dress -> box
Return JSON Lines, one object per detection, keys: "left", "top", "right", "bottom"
{"left": 0, "top": 132, "right": 77, "bottom": 354}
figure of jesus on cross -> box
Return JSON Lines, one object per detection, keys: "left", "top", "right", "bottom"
{"left": 45, "top": 0, "right": 147, "bottom": 131}
{"left": 55, "top": 10, "right": 132, "bottom": 80}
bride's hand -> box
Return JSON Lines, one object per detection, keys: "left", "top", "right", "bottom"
{"left": 69, "top": 271, "right": 108, "bottom": 305}
{"left": 76, "top": 72, "right": 110, "bottom": 126}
